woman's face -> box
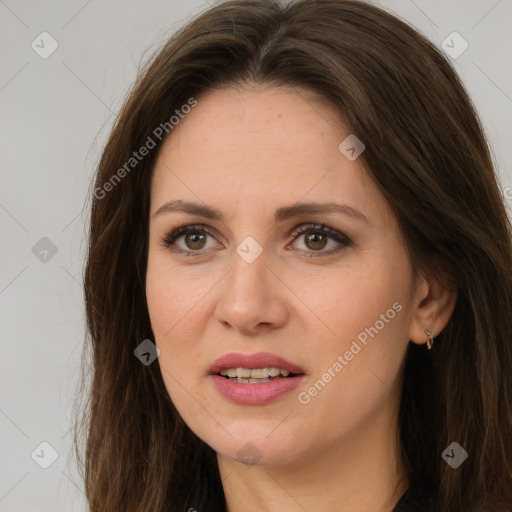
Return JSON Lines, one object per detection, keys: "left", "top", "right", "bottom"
{"left": 146, "top": 85, "right": 424, "bottom": 467}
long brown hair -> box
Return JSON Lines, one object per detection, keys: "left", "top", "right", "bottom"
{"left": 75, "top": 1, "right": 512, "bottom": 510}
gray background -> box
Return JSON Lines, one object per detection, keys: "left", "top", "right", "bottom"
{"left": 1, "top": 0, "right": 511, "bottom": 510}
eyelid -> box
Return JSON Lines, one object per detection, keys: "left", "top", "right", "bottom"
{"left": 289, "top": 222, "right": 350, "bottom": 243}
{"left": 159, "top": 222, "right": 351, "bottom": 256}
{"left": 286, "top": 223, "right": 351, "bottom": 256}
{"left": 159, "top": 224, "right": 220, "bottom": 251}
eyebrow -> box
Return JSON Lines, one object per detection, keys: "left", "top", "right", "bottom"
{"left": 153, "top": 199, "right": 369, "bottom": 224}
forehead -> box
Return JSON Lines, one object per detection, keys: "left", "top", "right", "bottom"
{"left": 158, "top": 85, "right": 343, "bottom": 161}
{"left": 150, "top": 86, "right": 390, "bottom": 225}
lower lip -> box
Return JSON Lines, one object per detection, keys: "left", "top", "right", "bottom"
{"left": 210, "top": 374, "right": 306, "bottom": 405}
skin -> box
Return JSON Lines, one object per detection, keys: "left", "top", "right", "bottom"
{"left": 145, "top": 84, "right": 457, "bottom": 512}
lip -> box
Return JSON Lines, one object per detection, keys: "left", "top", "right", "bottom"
{"left": 209, "top": 351, "right": 307, "bottom": 405}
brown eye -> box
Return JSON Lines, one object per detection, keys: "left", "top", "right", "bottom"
{"left": 289, "top": 223, "right": 351, "bottom": 257}
{"left": 160, "top": 223, "right": 351, "bottom": 258}
{"left": 303, "top": 232, "right": 328, "bottom": 251}
{"left": 161, "top": 225, "right": 217, "bottom": 254}
{"left": 183, "top": 231, "right": 207, "bottom": 250}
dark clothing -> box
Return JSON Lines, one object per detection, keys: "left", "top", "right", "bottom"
{"left": 392, "top": 485, "right": 437, "bottom": 512}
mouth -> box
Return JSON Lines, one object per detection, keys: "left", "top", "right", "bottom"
{"left": 209, "top": 352, "right": 306, "bottom": 405}
{"left": 217, "top": 367, "right": 300, "bottom": 383}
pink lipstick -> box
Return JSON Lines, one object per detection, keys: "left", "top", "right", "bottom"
{"left": 209, "top": 352, "right": 307, "bottom": 405}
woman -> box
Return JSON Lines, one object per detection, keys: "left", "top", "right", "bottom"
{"left": 75, "top": 1, "right": 512, "bottom": 511}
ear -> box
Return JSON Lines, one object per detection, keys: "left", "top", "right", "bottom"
{"left": 408, "top": 274, "right": 457, "bottom": 347}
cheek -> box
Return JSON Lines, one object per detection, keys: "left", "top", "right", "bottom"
{"left": 146, "top": 250, "right": 207, "bottom": 338}
{"left": 305, "top": 262, "right": 406, "bottom": 342}
{"left": 145, "top": 252, "right": 215, "bottom": 390}
{"left": 146, "top": 274, "right": 206, "bottom": 419}
{"left": 298, "top": 264, "right": 410, "bottom": 402}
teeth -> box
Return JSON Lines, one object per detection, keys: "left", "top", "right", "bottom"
{"left": 219, "top": 367, "right": 293, "bottom": 379}
{"left": 235, "top": 377, "right": 272, "bottom": 384}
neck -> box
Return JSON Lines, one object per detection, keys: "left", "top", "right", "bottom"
{"left": 218, "top": 398, "right": 408, "bottom": 512}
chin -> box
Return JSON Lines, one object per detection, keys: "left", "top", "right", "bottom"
{"left": 202, "top": 422, "right": 306, "bottom": 467}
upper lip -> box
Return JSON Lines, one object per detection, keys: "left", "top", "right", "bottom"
{"left": 209, "top": 351, "right": 306, "bottom": 376}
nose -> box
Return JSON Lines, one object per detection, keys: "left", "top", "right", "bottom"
{"left": 214, "top": 249, "right": 290, "bottom": 336}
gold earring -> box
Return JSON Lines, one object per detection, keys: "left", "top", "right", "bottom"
{"left": 425, "top": 329, "right": 434, "bottom": 350}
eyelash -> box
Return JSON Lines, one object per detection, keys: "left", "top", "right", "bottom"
{"left": 159, "top": 223, "right": 351, "bottom": 258}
